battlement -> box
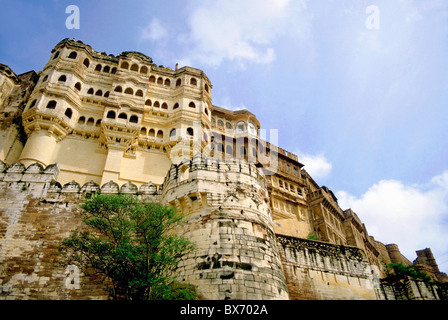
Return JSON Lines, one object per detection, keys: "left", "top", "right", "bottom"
{"left": 163, "top": 155, "right": 266, "bottom": 189}
{"left": 0, "top": 157, "right": 267, "bottom": 203}
{"left": 0, "top": 160, "right": 161, "bottom": 200}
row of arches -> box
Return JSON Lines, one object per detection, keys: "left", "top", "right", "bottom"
{"left": 114, "top": 86, "right": 144, "bottom": 97}
{"left": 137, "top": 127, "right": 195, "bottom": 140}
{"left": 120, "top": 61, "right": 149, "bottom": 75}
{"left": 94, "top": 63, "right": 117, "bottom": 74}
{"left": 106, "top": 110, "right": 139, "bottom": 124}
{"left": 144, "top": 99, "right": 197, "bottom": 111}
{"left": 78, "top": 116, "right": 102, "bottom": 127}
{"left": 139, "top": 127, "right": 164, "bottom": 139}
{"left": 150, "top": 75, "right": 171, "bottom": 87}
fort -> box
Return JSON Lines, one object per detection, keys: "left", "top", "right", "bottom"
{"left": 0, "top": 38, "right": 446, "bottom": 300}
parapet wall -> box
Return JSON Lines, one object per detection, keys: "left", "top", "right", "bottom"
{"left": 277, "top": 235, "right": 379, "bottom": 300}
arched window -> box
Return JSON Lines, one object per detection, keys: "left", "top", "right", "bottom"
{"left": 187, "top": 127, "right": 194, "bottom": 136}
{"left": 204, "top": 108, "right": 209, "bottom": 115}
{"left": 114, "top": 86, "right": 123, "bottom": 93}
{"left": 104, "top": 91, "right": 110, "bottom": 97}
{"left": 87, "top": 117, "right": 94, "bottom": 125}
{"left": 173, "top": 103, "right": 179, "bottom": 109}
{"left": 118, "top": 112, "right": 127, "bottom": 120}
{"left": 248, "top": 122, "right": 257, "bottom": 135}
{"left": 111, "top": 67, "right": 117, "bottom": 74}
{"left": 176, "top": 79, "right": 181, "bottom": 87}
{"left": 226, "top": 122, "right": 232, "bottom": 129}
{"left": 136, "top": 89, "right": 143, "bottom": 97}
{"left": 64, "top": 108, "right": 73, "bottom": 119}
{"left": 157, "top": 130, "right": 163, "bottom": 139}
{"left": 205, "top": 83, "right": 209, "bottom": 93}
{"left": 140, "top": 66, "right": 148, "bottom": 74}
{"left": 161, "top": 103, "right": 168, "bottom": 109}
{"left": 236, "top": 121, "right": 246, "bottom": 133}
{"left": 96, "top": 119, "right": 102, "bottom": 127}
{"left": 103, "top": 66, "right": 110, "bottom": 73}
{"left": 190, "top": 77, "right": 197, "bottom": 86}
{"left": 217, "top": 119, "right": 224, "bottom": 126}
{"left": 149, "top": 75, "right": 156, "bottom": 83}
{"left": 145, "top": 99, "right": 152, "bottom": 106}
{"left": 164, "top": 79, "right": 171, "bottom": 87}
{"left": 46, "top": 100, "right": 57, "bottom": 109}
{"left": 170, "top": 128, "right": 176, "bottom": 138}
{"left": 106, "top": 110, "right": 116, "bottom": 119}
{"left": 68, "top": 51, "right": 77, "bottom": 59}
{"left": 87, "top": 88, "right": 94, "bottom": 94}
{"left": 74, "top": 82, "right": 82, "bottom": 91}
{"left": 140, "top": 127, "right": 147, "bottom": 135}
{"left": 189, "top": 102, "right": 196, "bottom": 108}
{"left": 154, "top": 101, "right": 160, "bottom": 108}
{"left": 124, "top": 87, "right": 133, "bottom": 95}
{"left": 95, "top": 64, "right": 102, "bottom": 72}
{"left": 83, "top": 58, "right": 90, "bottom": 68}
{"left": 121, "top": 61, "right": 129, "bottom": 69}
{"left": 78, "top": 116, "right": 86, "bottom": 124}
{"left": 148, "top": 129, "right": 155, "bottom": 137}
{"left": 53, "top": 51, "right": 60, "bottom": 60}
{"left": 42, "top": 75, "right": 48, "bottom": 82}
{"left": 157, "top": 77, "right": 163, "bottom": 85}
{"left": 130, "top": 64, "right": 139, "bottom": 72}
{"left": 58, "top": 75, "right": 67, "bottom": 82}
{"left": 95, "top": 90, "right": 103, "bottom": 96}
{"left": 129, "top": 115, "right": 138, "bottom": 123}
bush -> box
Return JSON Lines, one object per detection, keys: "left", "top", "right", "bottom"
{"left": 58, "top": 194, "right": 197, "bottom": 300}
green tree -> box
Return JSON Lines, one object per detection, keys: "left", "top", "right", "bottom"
{"left": 58, "top": 194, "right": 197, "bottom": 300}
{"left": 386, "top": 262, "right": 431, "bottom": 282}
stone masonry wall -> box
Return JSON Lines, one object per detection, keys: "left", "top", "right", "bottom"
{"left": 277, "top": 235, "right": 379, "bottom": 300}
{"left": 3, "top": 159, "right": 427, "bottom": 300}
{"left": 0, "top": 162, "right": 107, "bottom": 299}
{"left": 161, "top": 158, "right": 290, "bottom": 300}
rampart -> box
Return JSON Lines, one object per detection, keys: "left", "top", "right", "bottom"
{"left": 1, "top": 159, "right": 443, "bottom": 300}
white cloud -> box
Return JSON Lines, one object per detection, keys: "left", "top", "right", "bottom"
{"left": 179, "top": 0, "right": 310, "bottom": 68}
{"left": 140, "top": 18, "right": 168, "bottom": 42}
{"left": 297, "top": 152, "right": 332, "bottom": 180}
{"left": 336, "top": 171, "right": 448, "bottom": 273}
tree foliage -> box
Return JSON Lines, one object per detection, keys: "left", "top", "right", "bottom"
{"left": 58, "top": 194, "right": 197, "bottom": 300}
{"left": 386, "top": 262, "right": 431, "bottom": 283}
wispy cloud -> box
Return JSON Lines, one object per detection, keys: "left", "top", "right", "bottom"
{"left": 176, "top": 0, "right": 311, "bottom": 68}
{"left": 296, "top": 151, "right": 332, "bottom": 180}
{"left": 140, "top": 18, "right": 168, "bottom": 42}
{"left": 336, "top": 171, "right": 448, "bottom": 273}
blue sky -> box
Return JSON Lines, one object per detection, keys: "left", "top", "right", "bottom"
{"left": 1, "top": 0, "right": 447, "bottom": 273}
